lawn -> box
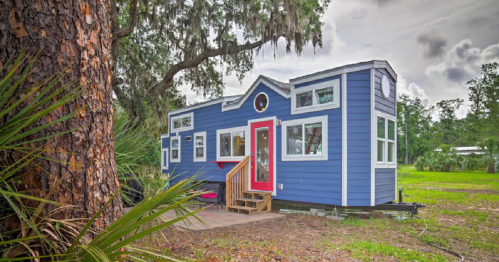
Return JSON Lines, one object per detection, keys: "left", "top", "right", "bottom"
{"left": 162, "top": 167, "right": 499, "bottom": 261}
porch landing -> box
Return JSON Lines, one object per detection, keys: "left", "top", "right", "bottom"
{"left": 161, "top": 205, "right": 285, "bottom": 231}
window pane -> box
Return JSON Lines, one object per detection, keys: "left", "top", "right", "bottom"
{"left": 286, "top": 125, "right": 303, "bottom": 155}
{"left": 315, "top": 87, "right": 334, "bottom": 104}
{"left": 173, "top": 119, "right": 181, "bottom": 129}
{"left": 172, "top": 149, "right": 179, "bottom": 159}
{"left": 256, "top": 128, "right": 269, "bottom": 182}
{"left": 195, "top": 135, "right": 204, "bottom": 147}
{"left": 296, "top": 91, "right": 313, "bottom": 108}
{"left": 163, "top": 151, "right": 167, "bottom": 167}
{"left": 220, "top": 133, "right": 231, "bottom": 157}
{"left": 388, "top": 142, "right": 395, "bottom": 162}
{"left": 232, "top": 131, "right": 245, "bottom": 156}
{"left": 254, "top": 94, "right": 268, "bottom": 112}
{"left": 388, "top": 120, "right": 395, "bottom": 140}
{"left": 377, "top": 116, "right": 385, "bottom": 139}
{"left": 304, "top": 122, "right": 322, "bottom": 155}
{"left": 196, "top": 147, "right": 204, "bottom": 158}
{"left": 182, "top": 117, "right": 191, "bottom": 127}
{"left": 377, "top": 140, "right": 384, "bottom": 162}
{"left": 171, "top": 139, "right": 179, "bottom": 149}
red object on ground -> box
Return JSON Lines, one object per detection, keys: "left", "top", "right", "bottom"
{"left": 200, "top": 193, "right": 217, "bottom": 199}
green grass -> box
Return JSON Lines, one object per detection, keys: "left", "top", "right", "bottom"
{"left": 396, "top": 166, "right": 499, "bottom": 259}
{"left": 340, "top": 240, "right": 450, "bottom": 261}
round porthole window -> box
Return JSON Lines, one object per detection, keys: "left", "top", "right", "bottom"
{"left": 254, "top": 93, "right": 269, "bottom": 113}
{"left": 381, "top": 75, "right": 391, "bottom": 98}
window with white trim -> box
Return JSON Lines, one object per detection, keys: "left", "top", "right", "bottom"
{"left": 216, "top": 126, "right": 247, "bottom": 160}
{"left": 170, "top": 136, "right": 181, "bottom": 162}
{"left": 161, "top": 148, "right": 169, "bottom": 169}
{"left": 377, "top": 115, "right": 396, "bottom": 164}
{"left": 170, "top": 112, "right": 194, "bottom": 132}
{"left": 291, "top": 79, "right": 340, "bottom": 115}
{"left": 281, "top": 115, "right": 328, "bottom": 161}
{"left": 193, "top": 132, "right": 207, "bottom": 162}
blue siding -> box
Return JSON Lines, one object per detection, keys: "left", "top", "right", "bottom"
{"left": 164, "top": 77, "right": 343, "bottom": 205}
{"left": 374, "top": 69, "right": 396, "bottom": 116}
{"left": 346, "top": 70, "right": 372, "bottom": 206}
{"left": 375, "top": 168, "right": 396, "bottom": 204}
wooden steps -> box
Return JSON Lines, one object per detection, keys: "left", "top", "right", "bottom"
{"left": 227, "top": 191, "right": 272, "bottom": 215}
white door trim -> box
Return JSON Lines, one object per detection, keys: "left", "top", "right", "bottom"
{"left": 247, "top": 116, "right": 277, "bottom": 196}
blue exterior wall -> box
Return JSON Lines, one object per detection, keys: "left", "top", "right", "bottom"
{"left": 163, "top": 76, "right": 343, "bottom": 205}
{"left": 161, "top": 65, "right": 397, "bottom": 207}
{"left": 346, "top": 70, "right": 372, "bottom": 206}
{"left": 375, "top": 168, "right": 396, "bottom": 204}
{"left": 374, "top": 68, "right": 397, "bottom": 204}
{"left": 374, "top": 69, "right": 396, "bottom": 116}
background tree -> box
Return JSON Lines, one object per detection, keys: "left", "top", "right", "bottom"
{"left": 110, "top": 0, "right": 330, "bottom": 126}
{"left": 477, "top": 137, "right": 499, "bottom": 174}
{"left": 397, "top": 94, "right": 434, "bottom": 164}
{"left": 0, "top": 0, "right": 122, "bottom": 226}
{"left": 466, "top": 63, "right": 499, "bottom": 140}
{"left": 435, "top": 98, "right": 464, "bottom": 145}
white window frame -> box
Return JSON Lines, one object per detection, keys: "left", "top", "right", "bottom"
{"left": 161, "top": 148, "right": 169, "bottom": 169}
{"left": 281, "top": 115, "right": 328, "bottom": 161}
{"left": 253, "top": 92, "right": 269, "bottom": 113}
{"left": 170, "top": 112, "right": 194, "bottom": 133}
{"left": 291, "top": 79, "right": 340, "bottom": 115}
{"left": 170, "top": 135, "right": 181, "bottom": 163}
{"left": 216, "top": 126, "right": 248, "bottom": 161}
{"left": 193, "top": 131, "right": 207, "bottom": 162}
{"left": 375, "top": 112, "right": 396, "bottom": 168}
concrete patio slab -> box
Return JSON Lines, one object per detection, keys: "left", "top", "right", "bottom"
{"left": 161, "top": 205, "right": 285, "bottom": 231}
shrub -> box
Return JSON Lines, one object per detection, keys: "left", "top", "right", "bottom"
{"left": 415, "top": 156, "right": 427, "bottom": 171}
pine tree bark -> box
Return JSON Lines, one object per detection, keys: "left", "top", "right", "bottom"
{"left": 0, "top": 0, "right": 122, "bottom": 227}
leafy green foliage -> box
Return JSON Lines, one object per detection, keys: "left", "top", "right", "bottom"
{"left": 113, "top": 105, "right": 165, "bottom": 206}
{"left": 113, "top": 0, "right": 331, "bottom": 126}
{"left": 397, "top": 94, "right": 434, "bottom": 164}
{"left": 466, "top": 63, "right": 499, "bottom": 141}
{"left": 435, "top": 98, "right": 463, "bottom": 145}
{"left": 463, "top": 157, "right": 479, "bottom": 172}
{"left": 0, "top": 52, "right": 85, "bottom": 259}
{"left": 476, "top": 136, "right": 499, "bottom": 173}
{"left": 415, "top": 156, "right": 427, "bottom": 171}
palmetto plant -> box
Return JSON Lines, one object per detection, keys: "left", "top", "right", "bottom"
{"left": 1, "top": 53, "right": 205, "bottom": 261}
{"left": 415, "top": 156, "right": 427, "bottom": 171}
{"left": 477, "top": 137, "right": 499, "bottom": 173}
{"left": 0, "top": 51, "right": 84, "bottom": 258}
{"left": 463, "top": 157, "right": 479, "bottom": 171}
{"left": 114, "top": 105, "right": 164, "bottom": 206}
{"left": 424, "top": 145, "right": 461, "bottom": 172}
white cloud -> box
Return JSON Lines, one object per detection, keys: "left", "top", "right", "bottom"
{"left": 425, "top": 39, "right": 499, "bottom": 82}
{"left": 397, "top": 77, "right": 429, "bottom": 101}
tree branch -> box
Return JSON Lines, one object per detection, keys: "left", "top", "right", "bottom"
{"left": 114, "top": 0, "right": 139, "bottom": 39}
{"left": 149, "top": 34, "right": 283, "bottom": 96}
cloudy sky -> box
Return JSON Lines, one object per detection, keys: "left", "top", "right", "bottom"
{"left": 181, "top": 0, "right": 499, "bottom": 118}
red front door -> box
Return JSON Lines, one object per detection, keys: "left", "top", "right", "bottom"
{"left": 250, "top": 120, "right": 274, "bottom": 191}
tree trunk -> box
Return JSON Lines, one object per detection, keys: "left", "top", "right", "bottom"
{"left": 487, "top": 164, "right": 495, "bottom": 174}
{"left": 0, "top": 0, "right": 122, "bottom": 228}
{"left": 444, "top": 164, "right": 450, "bottom": 172}
{"left": 404, "top": 121, "right": 409, "bottom": 165}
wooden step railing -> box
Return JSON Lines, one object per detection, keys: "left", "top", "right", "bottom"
{"left": 225, "top": 155, "right": 250, "bottom": 210}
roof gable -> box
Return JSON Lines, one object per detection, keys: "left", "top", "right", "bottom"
{"left": 222, "top": 75, "right": 291, "bottom": 112}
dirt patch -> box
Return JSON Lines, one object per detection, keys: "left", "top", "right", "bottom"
{"left": 160, "top": 213, "right": 460, "bottom": 261}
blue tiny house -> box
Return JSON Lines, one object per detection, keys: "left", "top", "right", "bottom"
{"left": 161, "top": 60, "right": 398, "bottom": 212}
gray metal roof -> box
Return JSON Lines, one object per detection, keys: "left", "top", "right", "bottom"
{"left": 260, "top": 76, "right": 291, "bottom": 94}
